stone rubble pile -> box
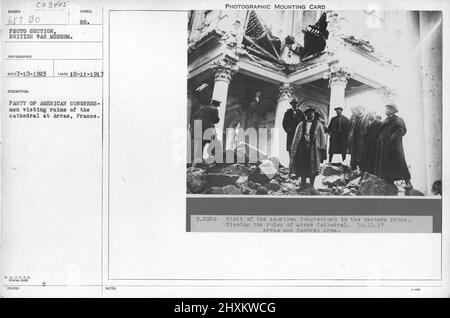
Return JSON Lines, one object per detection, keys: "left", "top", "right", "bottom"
{"left": 187, "top": 157, "right": 424, "bottom": 196}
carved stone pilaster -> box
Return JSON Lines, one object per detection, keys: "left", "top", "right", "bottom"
{"left": 326, "top": 65, "right": 352, "bottom": 87}
{"left": 211, "top": 56, "right": 239, "bottom": 83}
{"left": 213, "top": 11, "right": 247, "bottom": 59}
{"left": 278, "top": 83, "right": 294, "bottom": 102}
{"left": 324, "top": 11, "right": 347, "bottom": 54}
{"left": 196, "top": 11, "right": 221, "bottom": 39}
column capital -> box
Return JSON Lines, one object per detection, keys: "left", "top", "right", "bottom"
{"left": 326, "top": 66, "right": 352, "bottom": 87}
{"left": 278, "top": 83, "right": 295, "bottom": 102}
{"left": 211, "top": 56, "right": 239, "bottom": 83}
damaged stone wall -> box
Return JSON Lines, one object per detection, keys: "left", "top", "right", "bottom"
{"left": 224, "top": 74, "right": 330, "bottom": 157}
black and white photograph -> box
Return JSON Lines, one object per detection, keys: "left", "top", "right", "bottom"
{"left": 187, "top": 10, "right": 442, "bottom": 197}
{"left": 1, "top": 0, "right": 448, "bottom": 299}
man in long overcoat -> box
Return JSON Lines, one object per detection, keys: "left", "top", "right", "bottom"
{"left": 289, "top": 108, "right": 327, "bottom": 189}
{"left": 348, "top": 105, "right": 369, "bottom": 170}
{"left": 347, "top": 106, "right": 358, "bottom": 154}
{"left": 360, "top": 110, "right": 381, "bottom": 175}
{"left": 283, "top": 99, "right": 306, "bottom": 153}
{"left": 193, "top": 99, "right": 221, "bottom": 162}
{"left": 197, "top": 99, "right": 220, "bottom": 145}
{"left": 374, "top": 103, "right": 411, "bottom": 187}
{"left": 327, "top": 106, "right": 350, "bottom": 162}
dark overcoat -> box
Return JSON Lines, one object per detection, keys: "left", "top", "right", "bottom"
{"left": 349, "top": 114, "right": 369, "bottom": 166}
{"left": 197, "top": 104, "right": 220, "bottom": 135}
{"left": 374, "top": 115, "right": 410, "bottom": 181}
{"left": 347, "top": 114, "right": 356, "bottom": 153}
{"left": 282, "top": 108, "right": 305, "bottom": 151}
{"left": 360, "top": 119, "right": 381, "bottom": 174}
{"left": 327, "top": 115, "right": 350, "bottom": 155}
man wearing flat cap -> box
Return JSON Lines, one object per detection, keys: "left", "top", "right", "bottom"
{"left": 326, "top": 106, "right": 350, "bottom": 163}
{"left": 282, "top": 98, "right": 306, "bottom": 154}
{"left": 374, "top": 103, "right": 412, "bottom": 187}
{"left": 289, "top": 108, "right": 326, "bottom": 189}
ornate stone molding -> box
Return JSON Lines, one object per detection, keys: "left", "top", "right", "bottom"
{"left": 278, "top": 83, "right": 294, "bottom": 102}
{"left": 382, "top": 86, "right": 396, "bottom": 97}
{"left": 211, "top": 56, "right": 239, "bottom": 83}
{"left": 326, "top": 65, "right": 352, "bottom": 87}
{"left": 195, "top": 11, "right": 221, "bottom": 39}
{"left": 189, "top": 12, "right": 246, "bottom": 57}
{"left": 378, "top": 56, "right": 398, "bottom": 70}
{"left": 218, "top": 19, "right": 244, "bottom": 53}
{"left": 380, "top": 86, "right": 398, "bottom": 103}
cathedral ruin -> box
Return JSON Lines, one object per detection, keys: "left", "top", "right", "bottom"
{"left": 187, "top": 10, "right": 442, "bottom": 195}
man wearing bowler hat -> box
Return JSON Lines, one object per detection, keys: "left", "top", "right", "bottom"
{"left": 374, "top": 103, "right": 412, "bottom": 188}
{"left": 282, "top": 98, "right": 306, "bottom": 154}
{"left": 327, "top": 106, "right": 350, "bottom": 162}
{"left": 193, "top": 99, "right": 221, "bottom": 162}
{"left": 197, "top": 99, "right": 220, "bottom": 145}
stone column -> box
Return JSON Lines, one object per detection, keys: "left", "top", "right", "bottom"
{"left": 327, "top": 66, "right": 351, "bottom": 111}
{"left": 210, "top": 56, "right": 239, "bottom": 144}
{"left": 187, "top": 86, "right": 194, "bottom": 129}
{"left": 419, "top": 11, "right": 442, "bottom": 194}
{"left": 396, "top": 12, "right": 428, "bottom": 193}
{"left": 273, "top": 83, "right": 294, "bottom": 167}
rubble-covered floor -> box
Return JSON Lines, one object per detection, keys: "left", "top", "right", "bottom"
{"left": 187, "top": 157, "right": 425, "bottom": 196}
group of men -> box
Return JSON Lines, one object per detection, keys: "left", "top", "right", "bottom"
{"left": 193, "top": 97, "right": 413, "bottom": 192}
{"left": 283, "top": 99, "right": 412, "bottom": 189}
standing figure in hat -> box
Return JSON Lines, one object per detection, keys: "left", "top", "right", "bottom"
{"left": 360, "top": 110, "right": 381, "bottom": 175}
{"left": 326, "top": 106, "right": 350, "bottom": 162}
{"left": 289, "top": 108, "right": 327, "bottom": 189}
{"left": 374, "top": 103, "right": 412, "bottom": 187}
{"left": 193, "top": 99, "right": 221, "bottom": 162}
{"left": 283, "top": 98, "right": 306, "bottom": 154}
{"left": 347, "top": 106, "right": 358, "bottom": 154}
